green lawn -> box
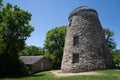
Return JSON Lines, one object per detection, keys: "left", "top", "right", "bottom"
{"left": 0, "top": 69, "right": 120, "bottom": 80}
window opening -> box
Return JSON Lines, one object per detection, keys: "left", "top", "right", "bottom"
{"left": 72, "top": 53, "right": 79, "bottom": 63}
{"left": 73, "top": 35, "right": 79, "bottom": 46}
{"left": 69, "top": 19, "right": 72, "bottom": 27}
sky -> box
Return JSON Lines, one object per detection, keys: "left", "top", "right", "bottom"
{"left": 3, "top": 0, "right": 120, "bottom": 49}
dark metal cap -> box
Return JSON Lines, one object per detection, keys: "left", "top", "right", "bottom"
{"left": 69, "top": 6, "right": 98, "bottom": 19}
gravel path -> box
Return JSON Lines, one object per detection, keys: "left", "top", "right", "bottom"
{"left": 51, "top": 70, "right": 102, "bottom": 77}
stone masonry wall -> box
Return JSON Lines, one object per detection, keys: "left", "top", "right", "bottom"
{"left": 61, "top": 7, "right": 115, "bottom": 73}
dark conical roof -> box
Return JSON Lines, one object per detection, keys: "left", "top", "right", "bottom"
{"left": 69, "top": 6, "right": 98, "bottom": 19}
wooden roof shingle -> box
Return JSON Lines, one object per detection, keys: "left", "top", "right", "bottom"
{"left": 20, "top": 56, "right": 44, "bottom": 65}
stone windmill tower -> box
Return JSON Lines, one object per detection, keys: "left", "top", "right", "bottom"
{"left": 61, "top": 6, "right": 115, "bottom": 73}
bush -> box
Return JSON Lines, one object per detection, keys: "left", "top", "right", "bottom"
{"left": 0, "top": 55, "right": 30, "bottom": 77}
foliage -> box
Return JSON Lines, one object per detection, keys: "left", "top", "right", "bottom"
{"left": 0, "top": 0, "right": 2, "bottom": 8}
{"left": 103, "top": 28, "right": 119, "bottom": 66}
{"left": 111, "top": 50, "right": 120, "bottom": 66}
{"left": 44, "top": 26, "right": 67, "bottom": 69}
{"left": 0, "top": 3, "right": 34, "bottom": 77}
{"left": 0, "top": 69, "right": 120, "bottom": 80}
{"left": 103, "top": 28, "right": 116, "bottom": 51}
{"left": 19, "top": 45, "right": 44, "bottom": 56}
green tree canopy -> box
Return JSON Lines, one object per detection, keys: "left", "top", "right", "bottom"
{"left": 44, "top": 26, "right": 67, "bottom": 69}
{"left": 0, "top": 3, "right": 34, "bottom": 77}
{"left": 111, "top": 50, "right": 120, "bottom": 67}
{"left": 19, "top": 45, "right": 44, "bottom": 56}
{"left": 0, "top": 0, "right": 2, "bottom": 8}
{"left": 103, "top": 28, "right": 116, "bottom": 51}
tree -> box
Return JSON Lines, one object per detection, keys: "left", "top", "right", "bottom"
{"left": 0, "top": 3, "right": 34, "bottom": 77}
{"left": 103, "top": 28, "right": 116, "bottom": 51}
{"left": 19, "top": 45, "right": 44, "bottom": 56}
{"left": 44, "top": 26, "right": 67, "bottom": 69}
{"left": 0, "top": 0, "right": 4, "bottom": 56}
{"left": 0, "top": 0, "right": 2, "bottom": 8}
{"left": 103, "top": 28, "right": 118, "bottom": 66}
{"left": 111, "top": 50, "right": 120, "bottom": 67}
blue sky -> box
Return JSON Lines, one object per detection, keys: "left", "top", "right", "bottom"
{"left": 4, "top": 0, "right": 120, "bottom": 49}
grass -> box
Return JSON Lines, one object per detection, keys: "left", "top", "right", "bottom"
{"left": 0, "top": 69, "right": 120, "bottom": 80}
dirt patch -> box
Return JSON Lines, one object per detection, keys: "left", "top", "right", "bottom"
{"left": 51, "top": 70, "right": 102, "bottom": 77}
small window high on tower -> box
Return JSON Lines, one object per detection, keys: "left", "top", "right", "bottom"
{"left": 73, "top": 35, "right": 79, "bottom": 46}
{"left": 69, "top": 19, "right": 72, "bottom": 27}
